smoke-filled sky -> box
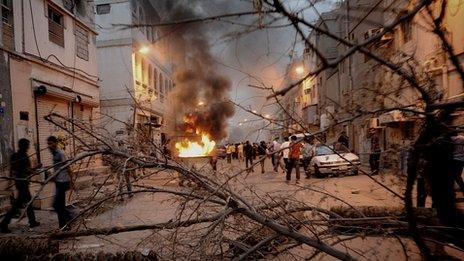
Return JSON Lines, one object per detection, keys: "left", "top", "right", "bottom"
{"left": 153, "top": 0, "right": 336, "bottom": 142}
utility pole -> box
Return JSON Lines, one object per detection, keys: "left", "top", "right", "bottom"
{"left": 0, "top": 50, "right": 13, "bottom": 171}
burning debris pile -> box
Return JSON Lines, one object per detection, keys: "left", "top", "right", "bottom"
{"left": 163, "top": 1, "right": 235, "bottom": 157}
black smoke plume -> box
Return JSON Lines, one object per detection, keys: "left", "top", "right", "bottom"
{"left": 162, "top": 1, "right": 235, "bottom": 141}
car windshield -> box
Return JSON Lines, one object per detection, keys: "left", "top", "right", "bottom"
{"left": 315, "top": 146, "right": 333, "bottom": 156}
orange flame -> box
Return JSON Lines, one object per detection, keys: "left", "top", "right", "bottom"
{"left": 175, "top": 133, "right": 216, "bottom": 157}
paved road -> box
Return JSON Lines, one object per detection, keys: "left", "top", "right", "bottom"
{"left": 56, "top": 158, "right": 410, "bottom": 255}
{"left": 1, "top": 158, "right": 444, "bottom": 259}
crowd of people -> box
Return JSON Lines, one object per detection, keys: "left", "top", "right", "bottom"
{"left": 224, "top": 136, "right": 318, "bottom": 182}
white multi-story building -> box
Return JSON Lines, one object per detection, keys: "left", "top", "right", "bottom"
{"left": 0, "top": 0, "right": 99, "bottom": 169}
{"left": 95, "top": 0, "right": 174, "bottom": 144}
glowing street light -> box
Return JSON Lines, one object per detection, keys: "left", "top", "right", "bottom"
{"left": 198, "top": 101, "right": 205, "bottom": 106}
{"left": 139, "top": 46, "right": 150, "bottom": 54}
{"left": 295, "top": 66, "right": 305, "bottom": 75}
{"left": 264, "top": 114, "right": 271, "bottom": 119}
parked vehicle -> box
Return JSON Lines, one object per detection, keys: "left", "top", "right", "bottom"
{"left": 310, "top": 144, "right": 360, "bottom": 178}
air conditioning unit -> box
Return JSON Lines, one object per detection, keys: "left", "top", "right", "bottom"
{"left": 364, "top": 28, "right": 382, "bottom": 40}
{"left": 423, "top": 57, "right": 443, "bottom": 75}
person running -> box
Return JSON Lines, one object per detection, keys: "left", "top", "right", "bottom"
{"left": 244, "top": 141, "right": 254, "bottom": 172}
{"left": 286, "top": 136, "right": 302, "bottom": 182}
{"left": 257, "top": 141, "right": 268, "bottom": 174}
{"left": 281, "top": 137, "right": 291, "bottom": 172}
{"left": 1, "top": 139, "right": 40, "bottom": 233}
{"left": 47, "top": 136, "right": 73, "bottom": 229}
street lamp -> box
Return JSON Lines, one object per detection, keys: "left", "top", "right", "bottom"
{"left": 295, "top": 66, "right": 305, "bottom": 75}
{"left": 139, "top": 46, "right": 150, "bottom": 54}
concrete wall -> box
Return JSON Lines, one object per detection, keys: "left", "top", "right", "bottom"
{"left": 15, "top": 0, "right": 98, "bottom": 80}
{"left": 96, "top": 0, "right": 174, "bottom": 137}
{"left": 6, "top": 0, "right": 99, "bottom": 163}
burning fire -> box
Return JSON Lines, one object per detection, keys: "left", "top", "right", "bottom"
{"left": 175, "top": 133, "right": 216, "bottom": 157}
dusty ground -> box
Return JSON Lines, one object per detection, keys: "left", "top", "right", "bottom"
{"left": 1, "top": 158, "right": 461, "bottom": 260}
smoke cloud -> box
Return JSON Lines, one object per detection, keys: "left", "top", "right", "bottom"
{"left": 161, "top": 0, "right": 235, "bottom": 141}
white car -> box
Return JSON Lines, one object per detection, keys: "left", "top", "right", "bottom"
{"left": 310, "top": 145, "right": 361, "bottom": 178}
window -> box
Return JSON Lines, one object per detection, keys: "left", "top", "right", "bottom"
{"left": 138, "top": 7, "right": 144, "bottom": 25}
{"left": 148, "top": 64, "right": 153, "bottom": 99}
{"left": 131, "top": 0, "right": 137, "bottom": 22}
{"left": 75, "top": 23, "right": 89, "bottom": 60}
{"left": 146, "top": 27, "right": 151, "bottom": 41}
{"left": 401, "top": 17, "right": 413, "bottom": 43}
{"left": 159, "top": 74, "right": 164, "bottom": 102}
{"left": 1, "top": 0, "right": 14, "bottom": 49}
{"left": 141, "top": 59, "right": 147, "bottom": 87}
{"left": 151, "top": 28, "right": 157, "bottom": 42}
{"left": 96, "top": 4, "right": 111, "bottom": 15}
{"left": 134, "top": 53, "right": 142, "bottom": 83}
{"left": 48, "top": 5, "right": 64, "bottom": 47}
{"left": 153, "top": 68, "right": 158, "bottom": 98}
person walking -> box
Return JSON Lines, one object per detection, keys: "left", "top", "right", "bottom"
{"left": 451, "top": 134, "right": 464, "bottom": 195}
{"left": 237, "top": 143, "right": 244, "bottom": 161}
{"left": 231, "top": 144, "right": 237, "bottom": 160}
{"left": 1, "top": 139, "right": 40, "bottom": 233}
{"left": 368, "top": 128, "right": 381, "bottom": 175}
{"left": 338, "top": 131, "right": 349, "bottom": 150}
{"left": 286, "top": 136, "right": 302, "bottom": 182}
{"left": 257, "top": 141, "right": 268, "bottom": 174}
{"left": 252, "top": 143, "right": 258, "bottom": 160}
{"left": 244, "top": 141, "right": 254, "bottom": 172}
{"left": 47, "top": 136, "right": 73, "bottom": 229}
{"left": 271, "top": 139, "right": 281, "bottom": 172}
{"left": 226, "top": 144, "right": 233, "bottom": 164}
{"left": 301, "top": 137, "right": 314, "bottom": 179}
{"left": 281, "top": 137, "right": 291, "bottom": 173}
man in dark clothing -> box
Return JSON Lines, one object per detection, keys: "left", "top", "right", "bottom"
{"left": 244, "top": 141, "right": 254, "bottom": 172}
{"left": 451, "top": 134, "right": 464, "bottom": 195}
{"left": 257, "top": 141, "right": 268, "bottom": 173}
{"left": 368, "top": 128, "right": 381, "bottom": 174}
{"left": 337, "top": 131, "right": 349, "bottom": 149}
{"left": 1, "top": 139, "right": 40, "bottom": 233}
{"left": 48, "top": 136, "right": 73, "bottom": 229}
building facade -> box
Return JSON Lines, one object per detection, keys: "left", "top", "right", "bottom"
{"left": 95, "top": 0, "right": 174, "bottom": 145}
{"left": 0, "top": 0, "right": 99, "bottom": 171}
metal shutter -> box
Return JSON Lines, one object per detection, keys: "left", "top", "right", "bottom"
{"left": 36, "top": 96, "right": 70, "bottom": 167}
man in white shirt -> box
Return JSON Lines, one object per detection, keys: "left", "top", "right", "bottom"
{"left": 281, "top": 137, "right": 291, "bottom": 172}
{"left": 271, "top": 139, "right": 281, "bottom": 171}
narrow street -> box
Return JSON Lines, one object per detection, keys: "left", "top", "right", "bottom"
{"left": 62, "top": 159, "right": 404, "bottom": 256}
